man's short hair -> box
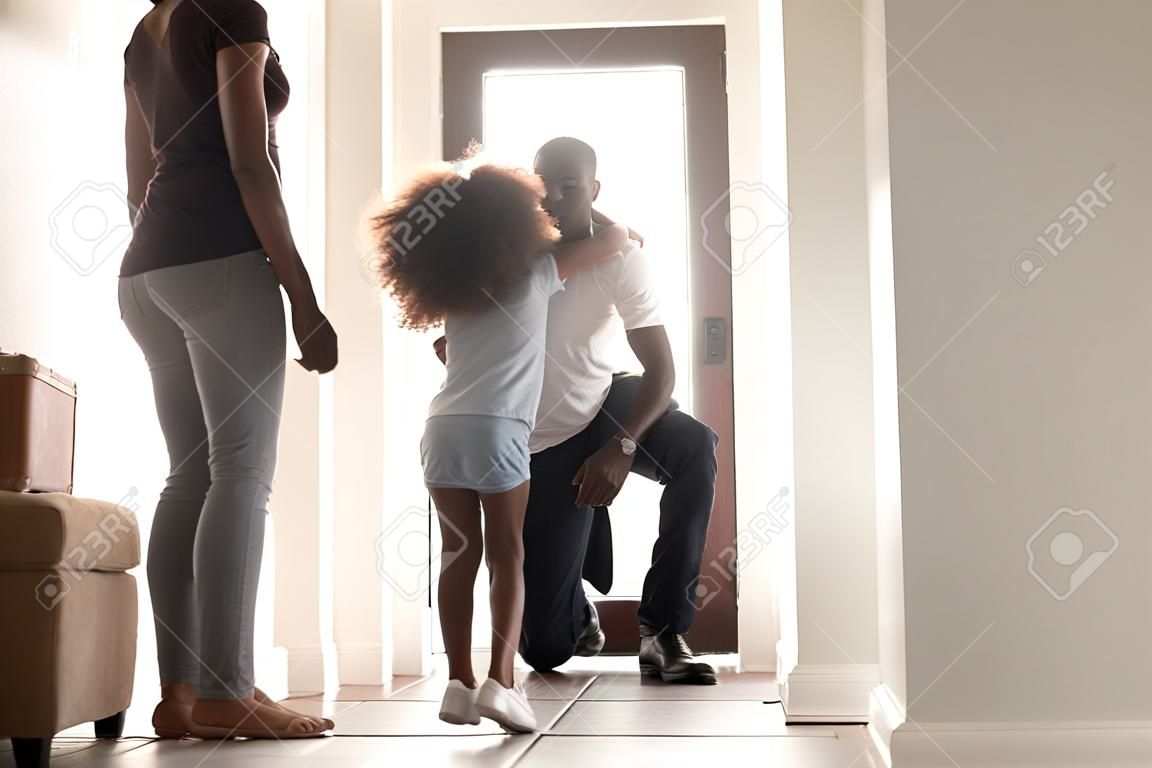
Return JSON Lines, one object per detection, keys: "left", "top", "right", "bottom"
{"left": 535, "top": 137, "right": 597, "bottom": 178}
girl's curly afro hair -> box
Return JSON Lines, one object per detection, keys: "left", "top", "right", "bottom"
{"left": 367, "top": 161, "right": 561, "bottom": 331}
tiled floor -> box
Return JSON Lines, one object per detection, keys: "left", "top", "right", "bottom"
{"left": 1, "top": 655, "right": 883, "bottom": 767}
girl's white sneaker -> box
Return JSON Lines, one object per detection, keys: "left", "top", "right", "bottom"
{"left": 476, "top": 678, "right": 537, "bottom": 733}
{"left": 439, "top": 680, "right": 481, "bottom": 726}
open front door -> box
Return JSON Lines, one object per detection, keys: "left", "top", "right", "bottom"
{"left": 441, "top": 25, "right": 737, "bottom": 653}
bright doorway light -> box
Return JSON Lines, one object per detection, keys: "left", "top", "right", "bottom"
{"left": 481, "top": 67, "right": 692, "bottom": 418}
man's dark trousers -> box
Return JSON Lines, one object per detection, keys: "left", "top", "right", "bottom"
{"left": 518, "top": 375, "right": 718, "bottom": 672}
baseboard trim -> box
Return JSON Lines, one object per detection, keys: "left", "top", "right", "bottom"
{"left": 890, "top": 720, "right": 1152, "bottom": 767}
{"left": 775, "top": 638, "right": 797, "bottom": 681}
{"left": 781, "top": 664, "right": 880, "bottom": 724}
{"left": 391, "top": 604, "right": 433, "bottom": 677}
{"left": 254, "top": 645, "right": 290, "bottom": 701}
{"left": 284, "top": 643, "right": 337, "bottom": 698}
{"left": 337, "top": 643, "right": 392, "bottom": 686}
{"left": 867, "top": 684, "right": 905, "bottom": 767}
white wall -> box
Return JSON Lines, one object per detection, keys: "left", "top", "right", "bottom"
{"left": 863, "top": 0, "right": 907, "bottom": 731}
{"left": 875, "top": 0, "right": 1152, "bottom": 762}
{"left": 323, "top": 0, "right": 392, "bottom": 687}
{"left": 264, "top": 0, "right": 334, "bottom": 696}
{"left": 387, "top": 0, "right": 794, "bottom": 673}
{"left": 0, "top": 0, "right": 147, "bottom": 513}
{"left": 0, "top": 0, "right": 174, "bottom": 708}
{"left": 777, "top": 0, "right": 880, "bottom": 721}
{"left": 266, "top": 0, "right": 396, "bottom": 693}
{"left": 758, "top": 0, "right": 799, "bottom": 686}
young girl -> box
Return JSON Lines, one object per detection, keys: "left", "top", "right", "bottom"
{"left": 369, "top": 162, "right": 628, "bottom": 733}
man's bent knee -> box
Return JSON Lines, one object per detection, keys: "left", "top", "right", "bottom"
{"left": 519, "top": 635, "right": 576, "bottom": 673}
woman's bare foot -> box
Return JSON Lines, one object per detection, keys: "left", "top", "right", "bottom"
{"left": 153, "top": 683, "right": 196, "bottom": 738}
{"left": 190, "top": 697, "right": 330, "bottom": 739}
{"left": 154, "top": 684, "right": 332, "bottom": 737}
{"left": 254, "top": 688, "right": 335, "bottom": 731}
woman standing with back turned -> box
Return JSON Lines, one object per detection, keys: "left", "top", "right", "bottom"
{"left": 120, "top": 0, "right": 337, "bottom": 739}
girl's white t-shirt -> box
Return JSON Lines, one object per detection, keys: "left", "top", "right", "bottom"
{"left": 428, "top": 253, "right": 564, "bottom": 427}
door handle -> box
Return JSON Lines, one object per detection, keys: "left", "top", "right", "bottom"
{"left": 703, "top": 317, "right": 726, "bottom": 365}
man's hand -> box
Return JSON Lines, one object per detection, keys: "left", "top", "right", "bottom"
{"left": 572, "top": 440, "right": 634, "bottom": 507}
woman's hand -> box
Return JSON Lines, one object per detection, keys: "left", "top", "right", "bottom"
{"left": 292, "top": 300, "right": 338, "bottom": 373}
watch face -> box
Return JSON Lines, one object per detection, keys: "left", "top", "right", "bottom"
{"left": 621, "top": 438, "right": 637, "bottom": 456}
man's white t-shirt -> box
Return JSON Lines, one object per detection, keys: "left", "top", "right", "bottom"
{"left": 529, "top": 238, "right": 662, "bottom": 453}
{"left": 429, "top": 253, "right": 565, "bottom": 427}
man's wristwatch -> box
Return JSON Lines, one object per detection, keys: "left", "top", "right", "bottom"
{"left": 613, "top": 431, "right": 637, "bottom": 457}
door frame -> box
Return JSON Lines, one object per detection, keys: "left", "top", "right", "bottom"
{"left": 441, "top": 25, "right": 738, "bottom": 652}
{"left": 383, "top": 1, "right": 793, "bottom": 674}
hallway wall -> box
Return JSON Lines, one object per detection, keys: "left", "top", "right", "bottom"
{"left": 777, "top": 0, "right": 881, "bottom": 722}
{"left": 873, "top": 0, "right": 1152, "bottom": 762}
{"left": 862, "top": 0, "right": 906, "bottom": 732}
{"left": 0, "top": 0, "right": 167, "bottom": 705}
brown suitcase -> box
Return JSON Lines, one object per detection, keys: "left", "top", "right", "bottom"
{"left": 0, "top": 353, "right": 77, "bottom": 493}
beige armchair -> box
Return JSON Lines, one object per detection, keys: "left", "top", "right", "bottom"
{"left": 0, "top": 491, "right": 139, "bottom": 768}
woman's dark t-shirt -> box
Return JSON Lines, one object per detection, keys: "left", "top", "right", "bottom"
{"left": 121, "top": 0, "right": 289, "bottom": 277}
